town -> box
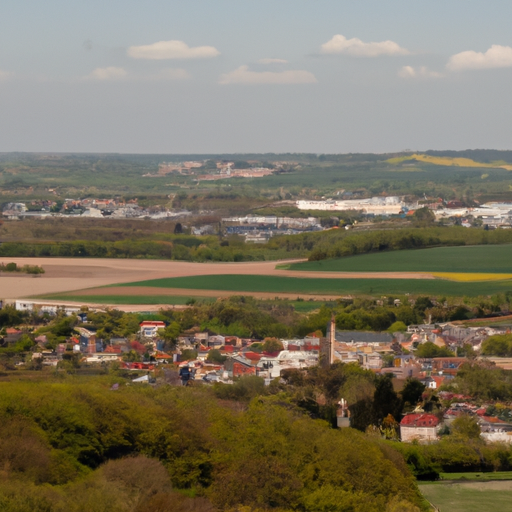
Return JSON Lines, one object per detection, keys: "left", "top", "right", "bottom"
{"left": 3, "top": 296, "right": 512, "bottom": 448}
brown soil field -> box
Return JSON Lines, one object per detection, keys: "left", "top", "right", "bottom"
{"left": 66, "top": 286, "right": 347, "bottom": 301}
{"left": 0, "top": 257, "right": 435, "bottom": 301}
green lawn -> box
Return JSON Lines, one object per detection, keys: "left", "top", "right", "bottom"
{"left": 440, "top": 471, "right": 512, "bottom": 481}
{"left": 419, "top": 480, "right": 512, "bottom": 512}
{"left": 115, "top": 274, "right": 512, "bottom": 296}
{"left": 288, "top": 245, "right": 512, "bottom": 273}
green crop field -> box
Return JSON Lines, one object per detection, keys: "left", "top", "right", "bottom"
{"left": 115, "top": 274, "right": 512, "bottom": 296}
{"left": 419, "top": 481, "right": 512, "bottom": 512}
{"left": 288, "top": 245, "right": 512, "bottom": 273}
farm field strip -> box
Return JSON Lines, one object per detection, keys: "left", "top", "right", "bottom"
{"left": 387, "top": 153, "right": 512, "bottom": 170}
{"left": 431, "top": 272, "right": 512, "bottom": 282}
{"left": 288, "top": 245, "right": 512, "bottom": 274}
{"left": 39, "top": 287, "right": 347, "bottom": 302}
{"left": 111, "top": 274, "right": 512, "bottom": 297}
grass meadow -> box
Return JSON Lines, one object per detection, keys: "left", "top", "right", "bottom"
{"left": 115, "top": 274, "right": 512, "bottom": 296}
{"left": 419, "top": 480, "right": 512, "bottom": 512}
{"left": 288, "top": 245, "right": 512, "bottom": 274}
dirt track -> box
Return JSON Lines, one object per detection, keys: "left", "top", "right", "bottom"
{"left": 0, "top": 257, "right": 435, "bottom": 300}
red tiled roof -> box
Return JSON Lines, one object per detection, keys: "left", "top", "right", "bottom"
{"left": 401, "top": 413, "right": 439, "bottom": 427}
{"left": 432, "top": 376, "right": 445, "bottom": 387}
{"left": 482, "top": 416, "right": 502, "bottom": 424}
{"left": 244, "top": 352, "right": 262, "bottom": 361}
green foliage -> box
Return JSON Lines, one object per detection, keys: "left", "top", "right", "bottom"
{"left": 213, "top": 375, "right": 266, "bottom": 402}
{"left": 412, "top": 207, "right": 436, "bottom": 227}
{"left": 451, "top": 414, "right": 482, "bottom": 440}
{"left": 415, "top": 342, "right": 455, "bottom": 358}
{"left": 481, "top": 334, "right": 512, "bottom": 357}
{"left": 451, "top": 361, "right": 512, "bottom": 401}
{"left": 0, "top": 377, "right": 426, "bottom": 511}
{"left": 400, "top": 378, "right": 426, "bottom": 407}
{"left": 0, "top": 306, "right": 29, "bottom": 329}
{"left": 388, "top": 321, "right": 408, "bottom": 332}
{"left": 262, "top": 337, "right": 284, "bottom": 352}
{"left": 181, "top": 349, "right": 197, "bottom": 361}
{"left": 206, "top": 349, "right": 226, "bottom": 363}
{"left": 0, "top": 262, "right": 45, "bottom": 274}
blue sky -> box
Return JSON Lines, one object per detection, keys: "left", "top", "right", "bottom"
{"left": 1, "top": 0, "right": 512, "bottom": 153}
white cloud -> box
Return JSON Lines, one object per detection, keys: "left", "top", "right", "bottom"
{"left": 87, "top": 67, "right": 127, "bottom": 81}
{"left": 447, "top": 44, "right": 512, "bottom": 71}
{"left": 320, "top": 34, "right": 409, "bottom": 57}
{"left": 127, "top": 40, "right": 220, "bottom": 60}
{"left": 219, "top": 65, "right": 317, "bottom": 85}
{"left": 258, "top": 58, "right": 288, "bottom": 64}
{"left": 0, "top": 69, "right": 13, "bottom": 81}
{"left": 398, "top": 65, "right": 442, "bottom": 79}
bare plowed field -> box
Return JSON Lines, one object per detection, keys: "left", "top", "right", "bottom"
{"left": 0, "top": 257, "right": 434, "bottom": 299}
{"left": 66, "top": 286, "right": 346, "bottom": 301}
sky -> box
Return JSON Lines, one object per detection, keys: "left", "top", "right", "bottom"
{"left": 1, "top": 0, "right": 512, "bottom": 154}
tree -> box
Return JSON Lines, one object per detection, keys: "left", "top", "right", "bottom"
{"left": 206, "top": 349, "right": 227, "bottom": 364}
{"left": 413, "top": 296, "right": 433, "bottom": 316}
{"left": 262, "top": 338, "right": 284, "bottom": 353}
{"left": 174, "top": 223, "right": 183, "bottom": 234}
{"left": 481, "top": 334, "right": 512, "bottom": 357}
{"left": 412, "top": 207, "right": 435, "bottom": 227}
{"left": 451, "top": 414, "right": 481, "bottom": 440}
{"left": 457, "top": 343, "right": 476, "bottom": 358}
{"left": 415, "top": 342, "right": 454, "bottom": 358}
{"left": 400, "top": 378, "right": 425, "bottom": 407}
{"left": 387, "top": 321, "right": 407, "bottom": 333}
{"left": 181, "top": 349, "right": 197, "bottom": 361}
{"left": 372, "top": 374, "right": 403, "bottom": 426}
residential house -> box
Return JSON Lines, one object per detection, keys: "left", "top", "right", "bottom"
{"left": 400, "top": 413, "right": 440, "bottom": 442}
{"left": 224, "top": 355, "right": 258, "bottom": 377}
{"left": 139, "top": 321, "right": 166, "bottom": 338}
{"left": 358, "top": 351, "right": 383, "bottom": 370}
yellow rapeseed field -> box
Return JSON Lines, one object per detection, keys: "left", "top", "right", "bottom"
{"left": 387, "top": 154, "right": 512, "bottom": 171}
{"left": 432, "top": 272, "right": 512, "bottom": 282}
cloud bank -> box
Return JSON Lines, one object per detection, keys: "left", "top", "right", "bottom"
{"left": 399, "top": 66, "right": 441, "bottom": 79}
{"left": 219, "top": 65, "right": 317, "bottom": 85}
{"left": 447, "top": 44, "right": 512, "bottom": 71}
{"left": 320, "top": 34, "right": 409, "bottom": 57}
{"left": 87, "top": 67, "right": 127, "bottom": 81}
{"left": 128, "top": 40, "right": 220, "bottom": 60}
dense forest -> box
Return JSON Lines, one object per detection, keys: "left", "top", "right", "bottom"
{"left": 0, "top": 376, "right": 427, "bottom": 512}
{"left": 2, "top": 361, "right": 512, "bottom": 511}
